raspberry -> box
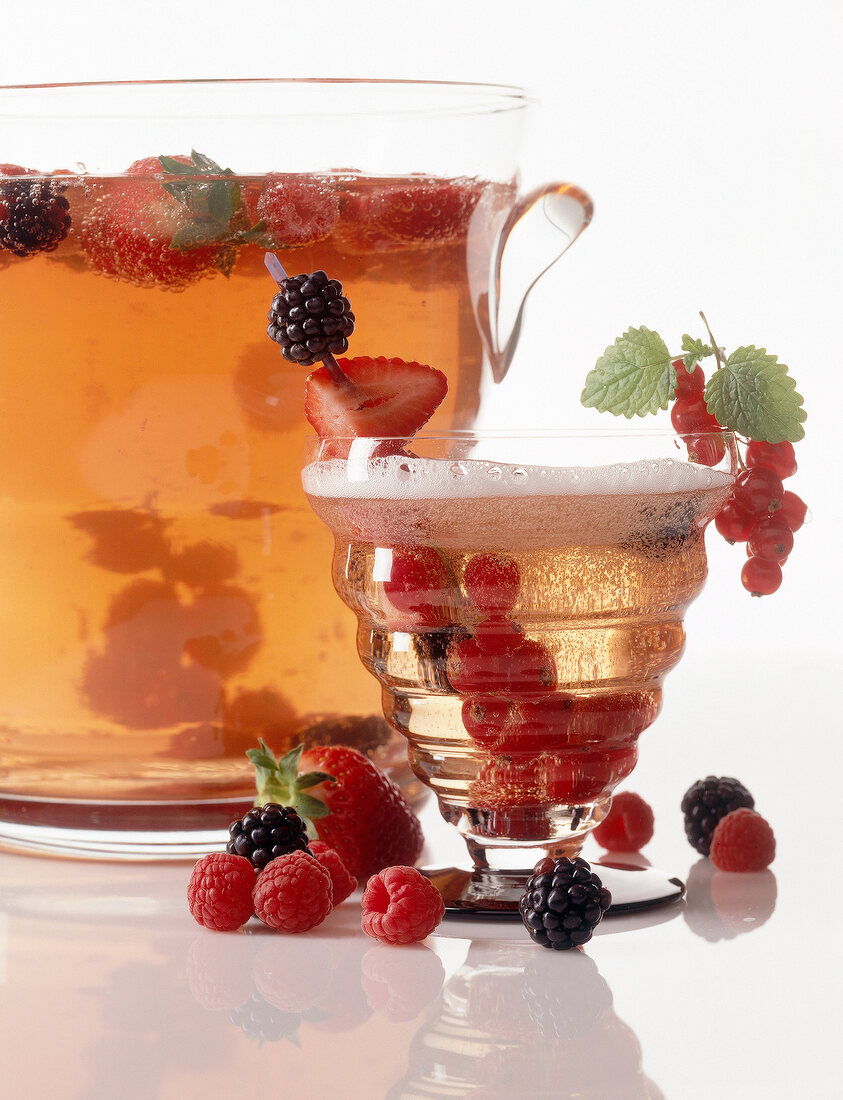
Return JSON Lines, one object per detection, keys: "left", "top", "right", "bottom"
{"left": 267, "top": 269, "right": 355, "bottom": 366}
{"left": 519, "top": 856, "right": 612, "bottom": 949}
{"left": 710, "top": 808, "right": 776, "bottom": 872}
{"left": 0, "top": 170, "right": 71, "bottom": 256}
{"left": 367, "top": 176, "right": 481, "bottom": 244}
{"left": 252, "top": 850, "right": 333, "bottom": 933}
{"left": 187, "top": 852, "right": 256, "bottom": 931}
{"left": 227, "top": 803, "right": 311, "bottom": 870}
{"left": 592, "top": 791, "right": 654, "bottom": 851}
{"left": 308, "top": 840, "right": 357, "bottom": 905}
{"left": 254, "top": 174, "right": 339, "bottom": 248}
{"left": 681, "top": 776, "right": 755, "bottom": 855}
{"left": 361, "top": 866, "right": 445, "bottom": 945}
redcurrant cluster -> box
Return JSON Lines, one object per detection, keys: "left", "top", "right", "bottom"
{"left": 714, "top": 440, "right": 807, "bottom": 595}
{"left": 670, "top": 359, "right": 808, "bottom": 596}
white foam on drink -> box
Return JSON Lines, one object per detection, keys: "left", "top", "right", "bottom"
{"left": 302, "top": 453, "right": 732, "bottom": 500}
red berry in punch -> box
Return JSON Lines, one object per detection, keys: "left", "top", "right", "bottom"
{"left": 383, "top": 546, "right": 454, "bottom": 626}
{"left": 463, "top": 552, "right": 521, "bottom": 614}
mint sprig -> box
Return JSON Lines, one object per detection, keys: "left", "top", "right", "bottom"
{"left": 580, "top": 314, "right": 806, "bottom": 444}
{"left": 680, "top": 334, "right": 713, "bottom": 372}
{"left": 581, "top": 327, "right": 675, "bottom": 418}
{"left": 705, "top": 346, "right": 806, "bottom": 443}
{"left": 245, "top": 739, "right": 335, "bottom": 834}
{"left": 158, "top": 149, "right": 247, "bottom": 255}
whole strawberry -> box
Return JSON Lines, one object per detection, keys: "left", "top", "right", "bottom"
{"left": 246, "top": 739, "right": 423, "bottom": 881}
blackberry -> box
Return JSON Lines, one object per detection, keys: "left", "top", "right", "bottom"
{"left": 226, "top": 802, "right": 310, "bottom": 870}
{"left": 681, "top": 775, "right": 754, "bottom": 856}
{"left": 519, "top": 856, "right": 612, "bottom": 950}
{"left": 266, "top": 268, "right": 355, "bottom": 366}
{"left": 0, "top": 176, "right": 71, "bottom": 256}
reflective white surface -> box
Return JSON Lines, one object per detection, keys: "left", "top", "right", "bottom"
{"left": 1, "top": 700, "right": 840, "bottom": 1100}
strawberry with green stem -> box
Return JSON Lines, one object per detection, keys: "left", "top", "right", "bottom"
{"left": 246, "top": 738, "right": 424, "bottom": 881}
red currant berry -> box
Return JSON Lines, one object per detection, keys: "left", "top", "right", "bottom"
{"left": 687, "top": 433, "right": 726, "bottom": 467}
{"left": 383, "top": 547, "right": 453, "bottom": 626}
{"left": 518, "top": 694, "right": 576, "bottom": 750}
{"left": 779, "top": 490, "right": 808, "bottom": 532}
{"left": 714, "top": 498, "right": 756, "bottom": 542}
{"left": 671, "top": 396, "right": 711, "bottom": 434}
{"left": 673, "top": 359, "right": 705, "bottom": 400}
{"left": 745, "top": 439, "right": 797, "bottom": 479}
{"left": 741, "top": 556, "right": 783, "bottom": 596}
{"left": 462, "top": 695, "right": 519, "bottom": 751}
{"left": 567, "top": 690, "right": 662, "bottom": 746}
{"left": 447, "top": 637, "right": 509, "bottom": 694}
{"left": 747, "top": 516, "right": 794, "bottom": 562}
{"left": 733, "top": 467, "right": 784, "bottom": 518}
{"left": 473, "top": 615, "right": 524, "bottom": 656}
{"left": 505, "top": 638, "right": 558, "bottom": 697}
{"left": 463, "top": 553, "right": 521, "bottom": 614}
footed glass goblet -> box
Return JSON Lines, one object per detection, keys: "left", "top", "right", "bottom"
{"left": 303, "top": 430, "right": 735, "bottom": 914}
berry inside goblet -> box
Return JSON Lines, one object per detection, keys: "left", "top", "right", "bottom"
{"left": 303, "top": 430, "right": 736, "bottom": 914}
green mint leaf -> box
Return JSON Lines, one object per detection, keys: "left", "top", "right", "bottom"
{"left": 191, "top": 149, "right": 224, "bottom": 173}
{"left": 215, "top": 242, "right": 238, "bottom": 279}
{"left": 704, "top": 346, "right": 807, "bottom": 443}
{"left": 581, "top": 326, "right": 675, "bottom": 417}
{"left": 208, "top": 180, "right": 234, "bottom": 224}
{"left": 294, "top": 770, "right": 334, "bottom": 791}
{"left": 169, "top": 224, "right": 213, "bottom": 251}
{"left": 158, "top": 155, "right": 202, "bottom": 177}
{"left": 680, "top": 334, "right": 713, "bottom": 371}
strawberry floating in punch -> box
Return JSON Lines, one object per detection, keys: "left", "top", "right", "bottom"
{"left": 264, "top": 252, "right": 448, "bottom": 451}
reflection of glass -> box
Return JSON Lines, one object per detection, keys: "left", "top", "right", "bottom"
{"left": 0, "top": 79, "right": 591, "bottom": 856}
{"left": 386, "top": 941, "right": 664, "bottom": 1099}
{"left": 304, "top": 430, "right": 735, "bottom": 913}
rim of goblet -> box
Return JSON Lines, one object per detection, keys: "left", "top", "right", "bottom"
{"left": 0, "top": 78, "right": 530, "bottom": 117}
